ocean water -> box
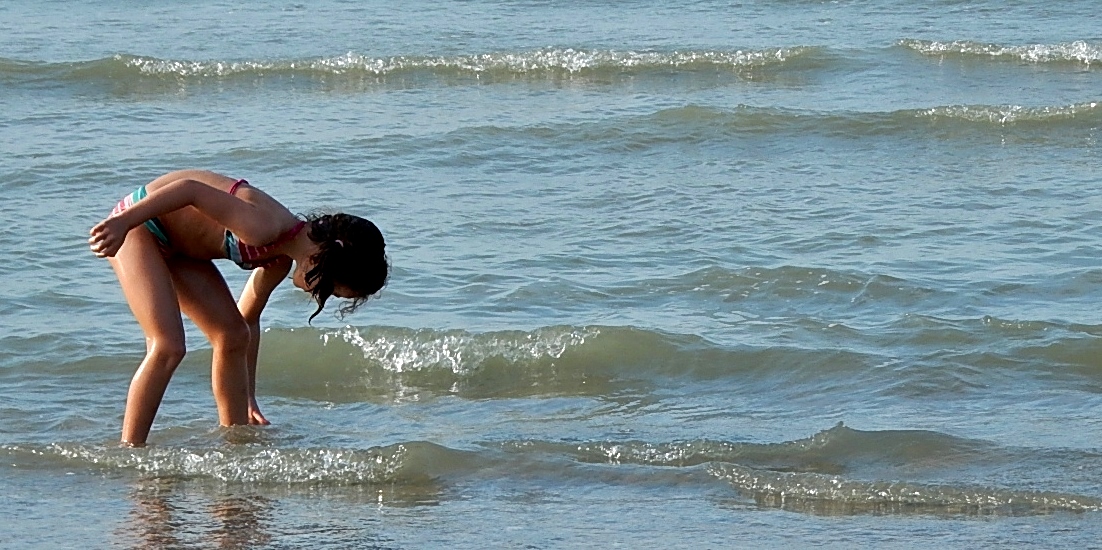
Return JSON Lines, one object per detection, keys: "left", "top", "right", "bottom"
{"left": 2, "top": 0, "right": 1102, "bottom": 547}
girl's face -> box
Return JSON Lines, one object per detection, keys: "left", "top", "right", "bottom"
{"left": 291, "top": 260, "right": 356, "bottom": 298}
{"left": 291, "top": 260, "right": 310, "bottom": 292}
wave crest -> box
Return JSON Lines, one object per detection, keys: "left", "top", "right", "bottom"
{"left": 312, "top": 47, "right": 814, "bottom": 75}
{"left": 511, "top": 423, "right": 989, "bottom": 473}
{"left": 916, "top": 102, "right": 1101, "bottom": 125}
{"left": 900, "top": 39, "right": 1102, "bottom": 66}
{"left": 0, "top": 47, "right": 815, "bottom": 83}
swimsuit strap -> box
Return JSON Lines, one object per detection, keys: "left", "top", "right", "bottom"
{"left": 225, "top": 220, "right": 308, "bottom": 270}
{"left": 222, "top": 178, "right": 307, "bottom": 270}
{"left": 272, "top": 220, "right": 308, "bottom": 247}
{"left": 228, "top": 179, "right": 249, "bottom": 195}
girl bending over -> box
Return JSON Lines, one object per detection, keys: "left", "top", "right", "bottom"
{"left": 89, "top": 169, "right": 388, "bottom": 445}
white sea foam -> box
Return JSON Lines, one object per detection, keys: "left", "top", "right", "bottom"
{"left": 916, "top": 102, "right": 1100, "bottom": 124}
{"left": 900, "top": 39, "right": 1102, "bottom": 65}
{"left": 114, "top": 47, "right": 811, "bottom": 78}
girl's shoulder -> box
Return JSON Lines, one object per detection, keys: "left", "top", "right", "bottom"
{"left": 147, "top": 169, "right": 238, "bottom": 191}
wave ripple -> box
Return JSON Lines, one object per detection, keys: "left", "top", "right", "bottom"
{"left": 710, "top": 462, "right": 1102, "bottom": 515}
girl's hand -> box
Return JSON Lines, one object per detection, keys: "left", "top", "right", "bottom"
{"left": 248, "top": 398, "right": 270, "bottom": 426}
{"left": 88, "top": 215, "right": 130, "bottom": 258}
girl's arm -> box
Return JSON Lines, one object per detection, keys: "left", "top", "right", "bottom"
{"left": 89, "top": 177, "right": 291, "bottom": 258}
{"left": 237, "top": 256, "right": 293, "bottom": 425}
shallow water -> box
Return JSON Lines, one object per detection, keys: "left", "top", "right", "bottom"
{"left": 2, "top": 0, "right": 1102, "bottom": 547}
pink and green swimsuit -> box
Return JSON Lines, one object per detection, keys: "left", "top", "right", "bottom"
{"left": 221, "top": 179, "right": 306, "bottom": 270}
{"left": 112, "top": 178, "right": 306, "bottom": 270}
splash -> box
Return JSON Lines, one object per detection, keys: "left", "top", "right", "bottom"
{"left": 330, "top": 325, "right": 598, "bottom": 375}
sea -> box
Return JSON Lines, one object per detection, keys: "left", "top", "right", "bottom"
{"left": 2, "top": 0, "right": 1101, "bottom": 547}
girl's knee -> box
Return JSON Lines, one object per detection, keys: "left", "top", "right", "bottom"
{"left": 148, "top": 338, "right": 186, "bottom": 366}
{"left": 211, "top": 318, "right": 251, "bottom": 353}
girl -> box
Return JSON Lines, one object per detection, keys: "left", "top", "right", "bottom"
{"left": 89, "top": 169, "right": 388, "bottom": 446}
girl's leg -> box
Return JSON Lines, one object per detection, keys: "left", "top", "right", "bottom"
{"left": 168, "top": 258, "right": 251, "bottom": 427}
{"left": 108, "top": 228, "right": 186, "bottom": 446}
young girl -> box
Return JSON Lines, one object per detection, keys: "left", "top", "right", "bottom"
{"left": 88, "top": 169, "right": 388, "bottom": 446}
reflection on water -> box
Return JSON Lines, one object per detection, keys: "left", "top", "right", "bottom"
{"left": 126, "top": 478, "right": 182, "bottom": 548}
{"left": 118, "top": 475, "right": 445, "bottom": 548}
{"left": 123, "top": 478, "right": 272, "bottom": 549}
{"left": 208, "top": 495, "right": 273, "bottom": 548}
{"left": 747, "top": 494, "right": 1087, "bottom": 518}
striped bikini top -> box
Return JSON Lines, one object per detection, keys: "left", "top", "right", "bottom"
{"left": 223, "top": 179, "right": 307, "bottom": 270}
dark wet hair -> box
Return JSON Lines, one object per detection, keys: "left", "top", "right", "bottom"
{"left": 304, "top": 213, "right": 388, "bottom": 322}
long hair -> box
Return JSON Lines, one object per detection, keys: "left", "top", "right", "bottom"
{"left": 303, "top": 213, "right": 388, "bottom": 322}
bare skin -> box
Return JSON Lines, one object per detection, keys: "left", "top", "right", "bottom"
{"left": 89, "top": 170, "right": 353, "bottom": 446}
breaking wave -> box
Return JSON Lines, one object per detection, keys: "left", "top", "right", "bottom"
{"left": 1, "top": 440, "right": 473, "bottom": 485}
{"left": 900, "top": 39, "right": 1102, "bottom": 66}
{"left": 0, "top": 46, "right": 817, "bottom": 84}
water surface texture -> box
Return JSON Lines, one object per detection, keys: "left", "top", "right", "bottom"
{"left": 2, "top": 0, "right": 1101, "bottom": 547}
